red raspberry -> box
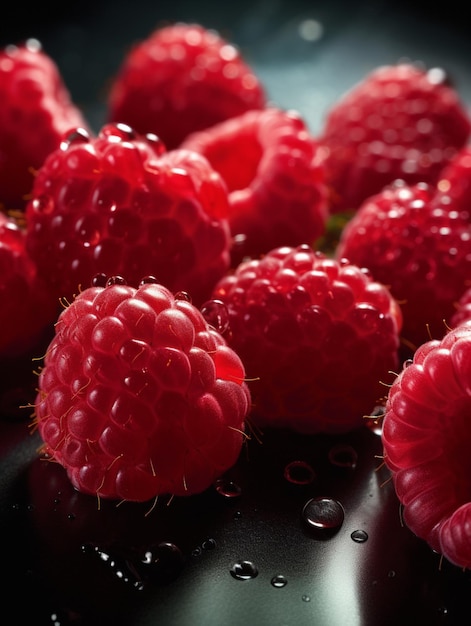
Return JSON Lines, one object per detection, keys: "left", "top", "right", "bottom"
{"left": 451, "top": 286, "right": 471, "bottom": 328}
{"left": 24, "top": 123, "right": 232, "bottom": 307}
{"left": 182, "top": 108, "right": 328, "bottom": 264}
{"left": 32, "top": 278, "right": 251, "bottom": 502}
{"left": 0, "top": 38, "right": 89, "bottom": 212}
{"left": 0, "top": 212, "right": 56, "bottom": 358}
{"left": 381, "top": 321, "right": 471, "bottom": 569}
{"left": 435, "top": 145, "right": 471, "bottom": 222}
{"left": 107, "top": 22, "right": 266, "bottom": 150}
{"left": 318, "top": 63, "right": 471, "bottom": 214}
{"left": 212, "top": 245, "right": 402, "bottom": 434}
{"left": 335, "top": 180, "right": 471, "bottom": 350}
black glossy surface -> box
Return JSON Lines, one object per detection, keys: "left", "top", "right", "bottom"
{"left": 2, "top": 2, "right": 471, "bottom": 624}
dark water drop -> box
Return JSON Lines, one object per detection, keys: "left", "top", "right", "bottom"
{"left": 351, "top": 529, "right": 368, "bottom": 543}
{"left": 174, "top": 290, "right": 192, "bottom": 302}
{"left": 200, "top": 299, "right": 230, "bottom": 334}
{"left": 202, "top": 538, "right": 217, "bottom": 551}
{"left": 366, "top": 404, "right": 386, "bottom": 436}
{"left": 328, "top": 443, "right": 358, "bottom": 469}
{"left": 139, "top": 542, "right": 185, "bottom": 584}
{"left": 271, "top": 574, "right": 288, "bottom": 588}
{"left": 230, "top": 560, "right": 258, "bottom": 580}
{"left": 214, "top": 478, "right": 242, "bottom": 498}
{"left": 302, "top": 497, "right": 344, "bottom": 532}
{"left": 284, "top": 460, "right": 315, "bottom": 485}
{"left": 60, "top": 127, "right": 90, "bottom": 150}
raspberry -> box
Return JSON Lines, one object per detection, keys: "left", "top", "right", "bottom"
{"left": 32, "top": 278, "right": 251, "bottom": 502}
{"left": 212, "top": 244, "right": 402, "bottom": 434}
{"left": 451, "top": 286, "right": 471, "bottom": 328}
{"left": 0, "top": 212, "right": 56, "bottom": 358}
{"left": 24, "top": 123, "right": 232, "bottom": 307}
{"left": 381, "top": 321, "right": 471, "bottom": 569}
{"left": 435, "top": 145, "right": 471, "bottom": 222}
{"left": 182, "top": 108, "right": 329, "bottom": 264}
{"left": 0, "top": 38, "right": 89, "bottom": 212}
{"left": 318, "top": 63, "right": 471, "bottom": 214}
{"left": 335, "top": 180, "right": 471, "bottom": 350}
{"left": 107, "top": 22, "right": 266, "bottom": 150}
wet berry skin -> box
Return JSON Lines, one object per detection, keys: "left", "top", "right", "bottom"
{"left": 182, "top": 107, "right": 329, "bottom": 265}
{"left": 336, "top": 180, "right": 471, "bottom": 350}
{"left": 0, "top": 38, "right": 89, "bottom": 211}
{"left": 107, "top": 22, "right": 266, "bottom": 150}
{"left": 33, "top": 280, "right": 251, "bottom": 502}
{"left": 212, "top": 245, "right": 402, "bottom": 434}
{"left": 24, "top": 123, "right": 232, "bottom": 307}
{"left": 0, "top": 212, "right": 56, "bottom": 358}
{"left": 318, "top": 63, "right": 471, "bottom": 214}
{"left": 381, "top": 321, "right": 471, "bottom": 570}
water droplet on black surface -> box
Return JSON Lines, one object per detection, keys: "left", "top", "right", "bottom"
{"left": 230, "top": 560, "right": 258, "bottom": 580}
{"left": 214, "top": 478, "right": 242, "bottom": 498}
{"left": 271, "top": 574, "right": 288, "bottom": 588}
{"left": 139, "top": 542, "right": 185, "bottom": 584}
{"left": 328, "top": 443, "right": 358, "bottom": 469}
{"left": 202, "top": 538, "right": 217, "bottom": 551}
{"left": 302, "top": 497, "right": 344, "bottom": 532}
{"left": 351, "top": 529, "right": 368, "bottom": 543}
{"left": 284, "top": 460, "right": 315, "bottom": 485}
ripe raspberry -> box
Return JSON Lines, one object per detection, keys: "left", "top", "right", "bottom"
{"left": 212, "top": 244, "right": 402, "bottom": 434}
{"left": 32, "top": 278, "right": 251, "bottom": 502}
{"left": 435, "top": 145, "right": 471, "bottom": 222}
{"left": 335, "top": 180, "right": 471, "bottom": 350}
{"left": 0, "top": 38, "right": 89, "bottom": 212}
{"left": 451, "top": 285, "right": 471, "bottom": 328}
{"left": 381, "top": 321, "right": 471, "bottom": 569}
{"left": 318, "top": 63, "right": 471, "bottom": 214}
{"left": 107, "top": 22, "right": 266, "bottom": 150}
{"left": 24, "top": 123, "right": 232, "bottom": 307}
{"left": 0, "top": 212, "right": 56, "bottom": 358}
{"left": 182, "top": 108, "right": 328, "bottom": 264}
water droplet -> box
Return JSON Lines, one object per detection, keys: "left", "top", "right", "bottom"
{"left": 214, "top": 478, "right": 242, "bottom": 498}
{"left": 31, "top": 195, "right": 54, "bottom": 215}
{"left": 139, "top": 275, "right": 159, "bottom": 286}
{"left": 200, "top": 299, "right": 230, "bottom": 334}
{"left": 388, "top": 569, "right": 396, "bottom": 578}
{"left": 328, "top": 443, "right": 358, "bottom": 469}
{"left": 202, "top": 538, "right": 217, "bottom": 551}
{"left": 302, "top": 497, "right": 344, "bottom": 532}
{"left": 139, "top": 542, "right": 185, "bottom": 584}
{"left": 92, "top": 273, "right": 108, "bottom": 287}
{"left": 106, "top": 275, "right": 127, "bottom": 286}
{"left": 230, "top": 560, "right": 258, "bottom": 580}
{"left": 302, "top": 594, "right": 311, "bottom": 602}
{"left": 145, "top": 132, "right": 167, "bottom": 155}
{"left": 366, "top": 404, "right": 386, "bottom": 436}
{"left": 283, "top": 460, "right": 315, "bottom": 485}
{"left": 174, "top": 290, "right": 192, "bottom": 302}
{"left": 60, "top": 127, "right": 90, "bottom": 150}
{"left": 271, "top": 574, "right": 288, "bottom": 588}
{"left": 351, "top": 529, "right": 368, "bottom": 543}
{"left": 191, "top": 546, "right": 202, "bottom": 557}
